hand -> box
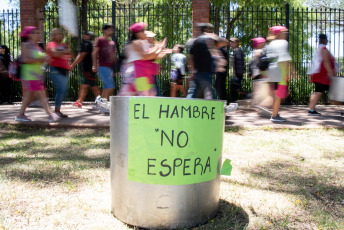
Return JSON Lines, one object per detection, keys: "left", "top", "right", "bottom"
{"left": 43, "top": 55, "right": 50, "bottom": 63}
{"left": 69, "top": 65, "right": 74, "bottom": 71}
{"left": 92, "top": 66, "right": 97, "bottom": 73}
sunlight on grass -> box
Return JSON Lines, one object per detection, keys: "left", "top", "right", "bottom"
{"left": 0, "top": 125, "right": 343, "bottom": 229}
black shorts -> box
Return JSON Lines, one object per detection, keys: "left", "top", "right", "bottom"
{"left": 269, "top": 82, "right": 278, "bottom": 90}
{"left": 173, "top": 69, "right": 184, "bottom": 85}
{"left": 82, "top": 72, "right": 97, "bottom": 87}
{"left": 314, "top": 82, "right": 329, "bottom": 93}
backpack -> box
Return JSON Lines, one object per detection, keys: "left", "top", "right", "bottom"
{"left": 258, "top": 49, "right": 271, "bottom": 71}
{"left": 9, "top": 58, "right": 22, "bottom": 81}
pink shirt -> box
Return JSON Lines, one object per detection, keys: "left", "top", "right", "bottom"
{"left": 46, "top": 42, "right": 70, "bottom": 69}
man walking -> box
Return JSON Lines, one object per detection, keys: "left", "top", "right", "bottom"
{"left": 70, "top": 31, "right": 100, "bottom": 108}
{"left": 230, "top": 37, "right": 246, "bottom": 102}
{"left": 92, "top": 24, "right": 117, "bottom": 113}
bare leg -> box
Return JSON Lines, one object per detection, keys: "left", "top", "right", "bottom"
{"left": 35, "top": 90, "right": 52, "bottom": 115}
{"left": 101, "top": 88, "right": 114, "bottom": 100}
{"left": 90, "top": 86, "right": 101, "bottom": 100}
{"left": 309, "top": 92, "right": 322, "bottom": 110}
{"left": 177, "top": 85, "right": 187, "bottom": 97}
{"left": 170, "top": 82, "right": 177, "bottom": 97}
{"left": 272, "top": 92, "right": 281, "bottom": 117}
{"left": 18, "top": 91, "right": 33, "bottom": 116}
{"left": 77, "top": 84, "right": 89, "bottom": 104}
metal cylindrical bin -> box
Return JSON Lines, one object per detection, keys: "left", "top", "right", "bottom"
{"left": 110, "top": 96, "right": 225, "bottom": 229}
{"left": 329, "top": 76, "right": 344, "bottom": 102}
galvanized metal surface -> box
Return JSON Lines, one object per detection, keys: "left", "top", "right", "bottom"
{"left": 329, "top": 77, "right": 344, "bottom": 102}
{"left": 110, "top": 96, "right": 222, "bottom": 229}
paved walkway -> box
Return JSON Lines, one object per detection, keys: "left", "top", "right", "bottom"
{"left": 0, "top": 103, "right": 343, "bottom": 129}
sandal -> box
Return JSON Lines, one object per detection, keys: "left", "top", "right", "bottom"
{"left": 56, "top": 112, "right": 69, "bottom": 118}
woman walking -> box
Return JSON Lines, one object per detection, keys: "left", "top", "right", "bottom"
{"left": 265, "top": 26, "right": 292, "bottom": 122}
{"left": 118, "top": 22, "right": 166, "bottom": 96}
{"left": 307, "top": 34, "right": 337, "bottom": 116}
{"left": 15, "top": 26, "right": 59, "bottom": 122}
{"left": 46, "top": 28, "right": 72, "bottom": 118}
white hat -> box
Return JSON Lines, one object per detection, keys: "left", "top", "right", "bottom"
{"left": 145, "top": 31, "right": 156, "bottom": 38}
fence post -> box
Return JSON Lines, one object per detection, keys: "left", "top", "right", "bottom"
{"left": 285, "top": 3, "right": 290, "bottom": 29}
{"left": 112, "top": 0, "right": 116, "bottom": 42}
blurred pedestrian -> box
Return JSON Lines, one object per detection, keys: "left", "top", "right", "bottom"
{"left": 70, "top": 31, "right": 100, "bottom": 108}
{"left": 265, "top": 26, "right": 292, "bottom": 122}
{"left": 128, "top": 22, "right": 166, "bottom": 96}
{"left": 170, "top": 44, "right": 186, "bottom": 97}
{"left": 92, "top": 24, "right": 117, "bottom": 113}
{"left": 187, "top": 23, "right": 216, "bottom": 99}
{"left": 250, "top": 37, "right": 273, "bottom": 111}
{"left": 15, "top": 26, "right": 59, "bottom": 122}
{"left": 0, "top": 45, "right": 13, "bottom": 104}
{"left": 46, "top": 28, "right": 72, "bottom": 118}
{"left": 215, "top": 37, "right": 229, "bottom": 101}
{"left": 307, "top": 34, "right": 337, "bottom": 116}
{"left": 229, "top": 37, "right": 246, "bottom": 102}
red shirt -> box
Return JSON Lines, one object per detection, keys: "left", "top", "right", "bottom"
{"left": 46, "top": 42, "right": 70, "bottom": 70}
{"left": 311, "top": 47, "right": 335, "bottom": 86}
{"left": 94, "top": 36, "right": 116, "bottom": 68}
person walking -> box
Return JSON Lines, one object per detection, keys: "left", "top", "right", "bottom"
{"left": 215, "top": 38, "right": 229, "bottom": 101}
{"left": 187, "top": 23, "right": 216, "bottom": 99}
{"left": 46, "top": 28, "right": 72, "bottom": 118}
{"left": 92, "top": 24, "right": 117, "bottom": 112}
{"left": 70, "top": 31, "right": 100, "bottom": 108}
{"left": 307, "top": 34, "right": 337, "bottom": 116}
{"left": 265, "top": 26, "right": 292, "bottom": 122}
{"left": 170, "top": 45, "right": 187, "bottom": 97}
{"left": 229, "top": 37, "right": 246, "bottom": 102}
{"left": 0, "top": 45, "right": 13, "bottom": 104}
{"left": 15, "top": 26, "right": 59, "bottom": 122}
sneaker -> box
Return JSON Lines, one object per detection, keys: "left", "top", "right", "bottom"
{"left": 270, "top": 115, "right": 286, "bottom": 122}
{"left": 308, "top": 110, "right": 321, "bottom": 116}
{"left": 72, "top": 101, "right": 82, "bottom": 108}
{"left": 95, "top": 95, "right": 101, "bottom": 104}
{"left": 99, "top": 106, "right": 110, "bottom": 114}
{"left": 48, "top": 113, "right": 61, "bottom": 123}
{"left": 15, "top": 114, "right": 31, "bottom": 122}
{"left": 97, "top": 98, "right": 110, "bottom": 110}
{"left": 224, "top": 103, "right": 238, "bottom": 114}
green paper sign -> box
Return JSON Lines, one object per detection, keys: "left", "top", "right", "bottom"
{"left": 128, "top": 97, "right": 225, "bottom": 185}
{"left": 220, "top": 159, "right": 232, "bottom": 176}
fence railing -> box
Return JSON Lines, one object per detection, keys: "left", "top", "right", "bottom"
{"left": 0, "top": 3, "right": 343, "bottom": 104}
{"left": 210, "top": 4, "right": 344, "bottom": 103}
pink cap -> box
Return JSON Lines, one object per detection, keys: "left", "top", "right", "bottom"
{"left": 269, "top": 26, "right": 288, "bottom": 35}
{"left": 129, "top": 22, "right": 147, "bottom": 33}
{"left": 20, "top": 26, "right": 37, "bottom": 38}
{"left": 251, "top": 37, "right": 266, "bottom": 47}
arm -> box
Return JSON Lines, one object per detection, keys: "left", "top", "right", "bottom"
{"left": 92, "top": 46, "right": 100, "bottom": 72}
{"left": 133, "top": 38, "right": 167, "bottom": 61}
{"left": 70, "top": 52, "right": 87, "bottom": 71}
{"left": 188, "top": 54, "right": 194, "bottom": 77}
{"left": 48, "top": 44, "right": 72, "bottom": 58}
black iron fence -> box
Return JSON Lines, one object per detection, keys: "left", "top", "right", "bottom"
{"left": 0, "top": 3, "right": 343, "bottom": 104}
{"left": 210, "top": 4, "right": 344, "bottom": 104}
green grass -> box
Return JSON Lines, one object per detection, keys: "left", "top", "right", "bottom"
{"left": 0, "top": 124, "right": 343, "bottom": 229}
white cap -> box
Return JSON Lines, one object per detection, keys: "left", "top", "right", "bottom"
{"left": 145, "top": 31, "right": 156, "bottom": 38}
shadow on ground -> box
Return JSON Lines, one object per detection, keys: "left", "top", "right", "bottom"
{"left": 123, "top": 199, "right": 249, "bottom": 230}
{"left": 0, "top": 125, "right": 110, "bottom": 184}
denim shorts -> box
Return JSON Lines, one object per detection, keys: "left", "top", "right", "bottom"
{"left": 98, "top": 66, "right": 115, "bottom": 89}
